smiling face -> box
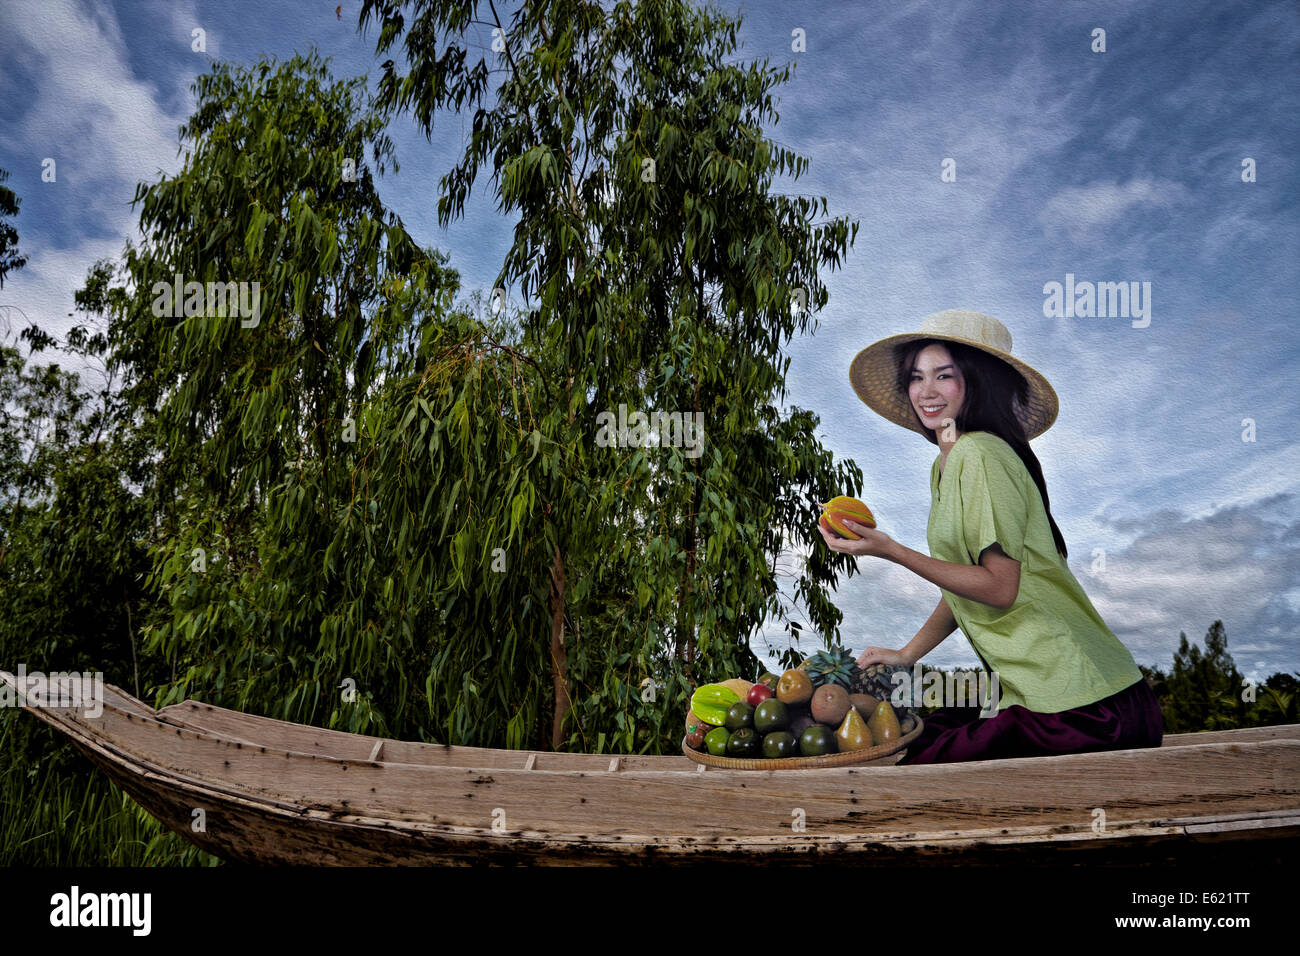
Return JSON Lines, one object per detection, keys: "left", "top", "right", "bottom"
{"left": 907, "top": 343, "right": 965, "bottom": 432}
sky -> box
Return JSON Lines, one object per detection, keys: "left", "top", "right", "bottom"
{"left": 1, "top": 0, "right": 1297, "bottom": 684}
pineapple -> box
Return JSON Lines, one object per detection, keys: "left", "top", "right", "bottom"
{"left": 802, "top": 646, "right": 909, "bottom": 709}
{"left": 853, "top": 662, "right": 906, "bottom": 706}
{"left": 802, "top": 646, "right": 859, "bottom": 690}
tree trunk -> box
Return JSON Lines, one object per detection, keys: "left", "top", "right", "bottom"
{"left": 548, "top": 542, "right": 571, "bottom": 749}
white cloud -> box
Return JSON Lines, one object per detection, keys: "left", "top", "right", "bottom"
{"left": 4, "top": 1, "right": 186, "bottom": 190}
{"left": 1038, "top": 178, "right": 1191, "bottom": 243}
{"left": 0, "top": 0, "right": 190, "bottom": 368}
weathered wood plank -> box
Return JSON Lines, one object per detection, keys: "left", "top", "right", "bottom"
{"left": 62, "top": 734, "right": 1300, "bottom": 866}
{"left": 152, "top": 691, "right": 1300, "bottom": 770}
{"left": 35, "top": 692, "right": 1300, "bottom": 839}
{"left": 8, "top": 675, "right": 1298, "bottom": 866}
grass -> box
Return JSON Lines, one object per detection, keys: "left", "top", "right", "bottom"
{"left": 0, "top": 709, "right": 221, "bottom": 866}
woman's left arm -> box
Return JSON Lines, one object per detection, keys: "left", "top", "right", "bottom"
{"left": 822, "top": 521, "right": 1021, "bottom": 610}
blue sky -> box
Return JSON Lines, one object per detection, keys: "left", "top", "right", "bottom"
{"left": 1, "top": 0, "right": 1297, "bottom": 683}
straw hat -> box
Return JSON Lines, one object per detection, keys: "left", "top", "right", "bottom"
{"left": 849, "top": 309, "right": 1059, "bottom": 439}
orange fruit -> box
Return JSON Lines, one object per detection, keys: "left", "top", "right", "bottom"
{"left": 776, "top": 668, "right": 814, "bottom": 706}
{"left": 820, "top": 496, "right": 876, "bottom": 540}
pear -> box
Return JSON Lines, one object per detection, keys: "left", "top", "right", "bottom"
{"left": 836, "top": 706, "right": 873, "bottom": 752}
{"left": 868, "top": 700, "right": 902, "bottom": 746}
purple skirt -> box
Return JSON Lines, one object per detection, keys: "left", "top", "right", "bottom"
{"left": 897, "top": 677, "right": 1163, "bottom": 765}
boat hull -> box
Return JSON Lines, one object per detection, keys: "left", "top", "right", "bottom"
{"left": 8, "top": 673, "right": 1300, "bottom": 865}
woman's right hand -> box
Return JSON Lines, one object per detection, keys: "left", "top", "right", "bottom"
{"left": 856, "top": 646, "right": 914, "bottom": 670}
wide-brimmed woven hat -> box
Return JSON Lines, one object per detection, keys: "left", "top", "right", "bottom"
{"left": 849, "top": 309, "right": 1059, "bottom": 439}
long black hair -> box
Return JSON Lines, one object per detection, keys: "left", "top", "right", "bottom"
{"left": 894, "top": 338, "right": 1068, "bottom": 560}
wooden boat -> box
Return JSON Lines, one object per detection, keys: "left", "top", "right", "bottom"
{"left": 5, "top": 670, "right": 1299, "bottom": 865}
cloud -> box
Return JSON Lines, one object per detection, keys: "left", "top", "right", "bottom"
{"left": 1038, "top": 178, "right": 1192, "bottom": 244}
{"left": 0, "top": 0, "right": 189, "bottom": 366}
{"left": 1077, "top": 494, "right": 1300, "bottom": 679}
{"left": 2, "top": 0, "right": 186, "bottom": 207}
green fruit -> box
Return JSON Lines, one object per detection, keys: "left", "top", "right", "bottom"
{"left": 761, "top": 731, "right": 798, "bottom": 759}
{"left": 704, "top": 726, "right": 731, "bottom": 756}
{"left": 798, "top": 724, "right": 838, "bottom": 757}
{"left": 723, "top": 701, "right": 755, "bottom": 732}
{"left": 726, "top": 728, "right": 762, "bottom": 758}
{"left": 759, "top": 671, "right": 780, "bottom": 690}
{"left": 753, "top": 698, "right": 790, "bottom": 734}
{"left": 691, "top": 684, "right": 741, "bottom": 726}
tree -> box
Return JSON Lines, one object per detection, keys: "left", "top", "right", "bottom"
{"left": 1254, "top": 671, "right": 1299, "bottom": 725}
{"left": 104, "top": 49, "right": 450, "bottom": 731}
{"left": 0, "top": 167, "right": 27, "bottom": 291}
{"left": 1164, "top": 620, "right": 1247, "bottom": 732}
{"left": 1, "top": 255, "right": 160, "bottom": 688}
{"left": 358, "top": 0, "right": 863, "bottom": 749}
{"left": 0, "top": 255, "right": 177, "bottom": 866}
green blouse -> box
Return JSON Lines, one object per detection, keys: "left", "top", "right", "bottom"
{"left": 926, "top": 431, "right": 1143, "bottom": 713}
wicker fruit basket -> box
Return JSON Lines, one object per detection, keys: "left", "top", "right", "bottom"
{"left": 681, "top": 716, "right": 923, "bottom": 770}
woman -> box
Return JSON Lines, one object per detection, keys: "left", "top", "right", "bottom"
{"left": 822, "top": 309, "right": 1163, "bottom": 763}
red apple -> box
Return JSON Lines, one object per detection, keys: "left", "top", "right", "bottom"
{"left": 746, "top": 683, "right": 774, "bottom": 707}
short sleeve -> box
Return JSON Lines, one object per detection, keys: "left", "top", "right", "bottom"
{"left": 955, "top": 445, "right": 1028, "bottom": 566}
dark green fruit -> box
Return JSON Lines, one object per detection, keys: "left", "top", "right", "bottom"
{"left": 798, "top": 724, "right": 838, "bottom": 757}
{"left": 753, "top": 698, "right": 790, "bottom": 734}
{"left": 704, "top": 726, "right": 731, "bottom": 756}
{"left": 761, "top": 731, "right": 798, "bottom": 759}
{"left": 726, "top": 728, "right": 762, "bottom": 758}
{"left": 723, "top": 702, "right": 755, "bottom": 732}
